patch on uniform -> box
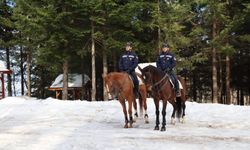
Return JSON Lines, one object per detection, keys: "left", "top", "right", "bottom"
{"left": 166, "top": 55, "right": 172, "bottom": 58}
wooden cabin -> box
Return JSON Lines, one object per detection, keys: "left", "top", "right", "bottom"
{"left": 48, "top": 73, "right": 91, "bottom": 100}
{"left": 0, "top": 60, "right": 12, "bottom": 99}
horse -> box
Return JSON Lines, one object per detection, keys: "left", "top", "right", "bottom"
{"left": 138, "top": 65, "right": 187, "bottom": 131}
{"left": 102, "top": 72, "right": 149, "bottom": 128}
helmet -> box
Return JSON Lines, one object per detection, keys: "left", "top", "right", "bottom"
{"left": 162, "top": 43, "right": 169, "bottom": 48}
{"left": 126, "top": 42, "right": 132, "bottom": 47}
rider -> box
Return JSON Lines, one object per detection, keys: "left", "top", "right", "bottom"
{"left": 156, "top": 43, "right": 181, "bottom": 97}
{"left": 119, "top": 42, "right": 139, "bottom": 97}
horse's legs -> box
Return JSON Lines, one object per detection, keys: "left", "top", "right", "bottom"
{"left": 180, "top": 102, "right": 186, "bottom": 123}
{"left": 154, "top": 97, "right": 160, "bottom": 130}
{"left": 161, "top": 100, "right": 167, "bottom": 131}
{"left": 140, "top": 85, "right": 149, "bottom": 123}
{"left": 133, "top": 96, "right": 138, "bottom": 121}
{"left": 138, "top": 92, "right": 143, "bottom": 117}
{"left": 119, "top": 99, "right": 129, "bottom": 128}
{"left": 171, "top": 101, "right": 177, "bottom": 125}
{"left": 128, "top": 96, "right": 134, "bottom": 128}
{"left": 143, "top": 98, "right": 149, "bottom": 124}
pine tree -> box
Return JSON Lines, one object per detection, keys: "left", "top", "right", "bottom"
{"left": 0, "top": 0, "right": 15, "bottom": 96}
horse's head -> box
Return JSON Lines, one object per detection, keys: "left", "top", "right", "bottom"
{"left": 102, "top": 73, "right": 114, "bottom": 99}
{"left": 138, "top": 65, "right": 154, "bottom": 91}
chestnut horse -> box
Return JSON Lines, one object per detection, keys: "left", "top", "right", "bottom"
{"left": 102, "top": 72, "right": 148, "bottom": 128}
{"left": 139, "top": 65, "right": 187, "bottom": 131}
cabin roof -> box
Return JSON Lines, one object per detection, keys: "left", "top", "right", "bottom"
{"left": 50, "top": 73, "right": 90, "bottom": 89}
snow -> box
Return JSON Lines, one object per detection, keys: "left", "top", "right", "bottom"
{"left": 0, "top": 97, "right": 250, "bottom": 150}
{"left": 50, "top": 74, "right": 90, "bottom": 88}
{"left": 0, "top": 60, "right": 9, "bottom": 72}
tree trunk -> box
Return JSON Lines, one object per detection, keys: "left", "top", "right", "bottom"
{"left": 62, "top": 59, "right": 69, "bottom": 100}
{"left": 192, "top": 71, "right": 197, "bottom": 102}
{"left": 27, "top": 51, "right": 31, "bottom": 97}
{"left": 20, "top": 46, "right": 24, "bottom": 95}
{"left": 12, "top": 70, "right": 16, "bottom": 96}
{"left": 212, "top": 19, "right": 218, "bottom": 103}
{"left": 91, "top": 21, "right": 96, "bottom": 101}
{"left": 157, "top": 0, "right": 161, "bottom": 54}
{"left": 112, "top": 52, "right": 117, "bottom": 71}
{"left": 81, "top": 60, "right": 85, "bottom": 100}
{"left": 6, "top": 48, "right": 12, "bottom": 96}
{"left": 225, "top": 55, "right": 231, "bottom": 104}
{"left": 103, "top": 46, "right": 108, "bottom": 101}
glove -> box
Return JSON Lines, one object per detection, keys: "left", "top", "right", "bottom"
{"left": 125, "top": 70, "right": 131, "bottom": 73}
{"left": 164, "top": 68, "right": 171, "bottom": 73}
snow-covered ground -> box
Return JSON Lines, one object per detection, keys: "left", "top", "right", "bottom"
{"left": 0, "top": 97, "right": 250, "bottom": 150}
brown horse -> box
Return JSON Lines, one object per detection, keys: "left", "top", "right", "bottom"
{"left": 138, "top": 65, "right": 187, "bottom": 131}
{"left": 102, "top": 72, "right": 148, "bottom": 128}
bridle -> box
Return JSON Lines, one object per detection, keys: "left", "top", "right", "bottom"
{"left": 144, "top": 70, "right": 169, "bottom": 92}
{"left": 104, "top": 73, "right": 129, "bottom": 100}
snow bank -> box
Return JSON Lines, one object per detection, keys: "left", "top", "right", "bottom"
{"left": 0, "top": 97, "right": 250, "bottom": 150}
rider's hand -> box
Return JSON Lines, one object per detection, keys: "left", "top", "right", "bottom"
{"left": 164, "top": 68, "right": 170, "bottom": 73}
{"left": 125, "top": 70, "right": 130, "bottom": 73}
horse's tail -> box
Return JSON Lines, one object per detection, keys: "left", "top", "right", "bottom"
{"left": 176, "top": 97, "right": 182, "bottom": 119}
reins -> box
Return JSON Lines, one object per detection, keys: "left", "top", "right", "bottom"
{"left": 106, "top": 73, "right": 130, "bottom": 100}
{"left": 151, "top": 73, "right": 168, "bottom": 88}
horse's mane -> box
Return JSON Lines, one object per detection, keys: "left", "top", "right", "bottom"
{"left": 143, "top": 65, "right": 165, "bottom": 77}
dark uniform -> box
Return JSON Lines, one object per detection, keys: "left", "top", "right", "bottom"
{"left": 156, "top": 46, "right": 180, "bottom": 97}
{"left": 119, "top": 50, "right": 139, "bottom": 96}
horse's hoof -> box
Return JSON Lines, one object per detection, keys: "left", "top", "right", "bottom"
{"left": 154, "top": 126, "right": 159, "bottom": 130}
{"left": 129, "top": 123, "right": 133, "bottom": 128}
{"left": 145, "top": 120, "right": 149, "bottom": 124}
{"left": 180, "top": 117, "right": 185, "bottom": 124}
{"left": 134, "top": 112, "right": 138, "bottom": 118}
{"left": 124, "top": 124, "right": 129, "bottom": 128}
{"left": 161, "top": 126, "right": 166, "bottom": 131}
{"left": 144, "top": 115, "right": 149, "bottom": 124}
{"left": 171, "top": 118, "right": 176, "bottom": 125}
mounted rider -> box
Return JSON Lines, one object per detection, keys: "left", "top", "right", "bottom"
{"left": 156, "top": 43, "right": 181, "bottom": 97}
{"left": 118, "top": 42, "right": 139, "bottom": 97}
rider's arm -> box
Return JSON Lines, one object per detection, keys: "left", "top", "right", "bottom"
{"left": 170, "top": 53, "right": 176, "bottom": 70}
{"left": 129, "top": 53, "right": 138, "bottom": 72}
{"left": 118, "top": 55, "right": 124, "bottom": 71}
{"left": 156, "top": 56, "right": 162, "bottom": 70}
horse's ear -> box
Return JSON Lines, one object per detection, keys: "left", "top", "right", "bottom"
{"left": 138, "top": 66, "right": 143, "bottom": 73}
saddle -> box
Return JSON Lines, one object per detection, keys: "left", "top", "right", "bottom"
{"left": 128, "top": 74, "right": 143, "bottom": 87}
{"left": 167, "top": 74, "right": 183, "bottom": 89}
{"left": 169, "top": 79, "right": 183, "bottom": 89}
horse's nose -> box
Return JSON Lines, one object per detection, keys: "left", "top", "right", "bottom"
{"left": 108, "top": 93, "right": 113, "bottom": 100}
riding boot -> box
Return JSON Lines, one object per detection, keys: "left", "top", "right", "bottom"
{"left": 133, "top": 83, "right": 139, "bottom": 98}
{"left": 175, "top": 79, "right": 181, "bottom": 97}
{"left": 171, "top": 71, "right": 181, "bottom": 97}
{"left": 130, "top": 71, "right": 139, "bottom": 98}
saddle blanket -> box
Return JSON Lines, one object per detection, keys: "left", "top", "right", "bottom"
{"left": 128, "top": 74, "right": 144, "bottom": 86}
{"left": 169, "top": 79, "right": 183, "bottom": 89}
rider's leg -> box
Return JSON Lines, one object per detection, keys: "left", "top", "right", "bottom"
{"left": 170, "top": 71, "right": 180, "bottom": 97}
{"left": 130, "top": 71, "right": 139, "bottom": 97}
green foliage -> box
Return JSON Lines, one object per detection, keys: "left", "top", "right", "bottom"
{"left": 1, "top": 0, "right": 249, "bottom": 100}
